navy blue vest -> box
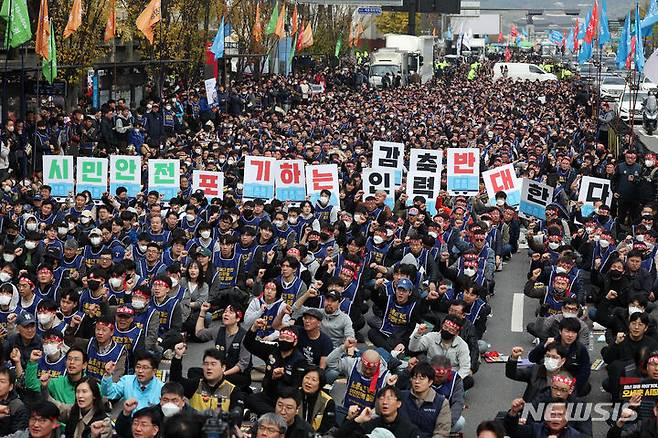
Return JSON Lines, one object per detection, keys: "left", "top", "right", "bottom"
{"left": 86, "top": 340, "right": 125, "bottom": 381}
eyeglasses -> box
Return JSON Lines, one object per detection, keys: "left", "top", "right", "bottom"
{"left": 259, "top": 425, "right": 283, "bottom": 434}
{"left": 551, "top": 385, "right": 570, "bottom": 394}
{"left": 135, "top": 364, "right": 153, "bottom": 371}
{"left": 29, "top": 416, "right": 53, "bottom": 425}
{"left": 411, "top": 375, "right": 429, "bottom": 381}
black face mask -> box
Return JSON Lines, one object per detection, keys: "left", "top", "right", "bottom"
{"left": 278, "top": 340, "right": 294, "bottom": 352}
{"left": 440, "top": 330, "right": 455, "bottom": 341}
{"left": 308, "top": 241, "right": 319, "bottom": 251}
{"left": 610, "top": 270, "right": 624, "bottom": 280}
{"left": 320, "top": 232, "right": 331, "bottom": 241}
{"left": 243, "top": 210, "right": 254, "bottom": 219}
{"left": 88, "top": 280, "right": 101, "bottom": 291}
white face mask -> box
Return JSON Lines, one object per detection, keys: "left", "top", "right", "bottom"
{"left": 43, "top": 343, "right": 60, "bottom": 357}
{"left": 343, "top": 220, "right": 352, "bottom": 227}
{"left": 585, "top": 227, "right": 594, "bottom": 234}
{"left": 186, "top": 213, "right": 195, "bottom": 222}
{"left": 68, "top": 222, "right": 76, "bottom": 231}
{"left": 200, "top": 230, "right": 211, "bottom": 239}
{"left": 109, "top": 277, "right": 123, "bottom": 288}
{"left": 629, "top": 306, "right": 643, "bottom": 315}
{"left": 288, "top": 217, "right": 298, "bottom": 225}
{"left": 386, "top": 229, "right": 395, "bottom": 237}
{"left": 273, "top": 220, "right": 284, "bottom": 228}
{"left": 80, "top": 216, "right": 91, "bottom": 224}
{"left": 354, "top": 214, "right": 364, "bottom": 223}
{"left": 0, "top": 272, "right": 11, "bottom": 283}
{"left": 319, "top": 196, "right": 329, "bottom": 205}
{"left": 37, "top": 313, "right": 53, "bottom": 325}
{"left": 562, "top": 312, "right": 578, "bottom": 319}
{"left": 132, "top": 299, "right": 146, "bottom": 310}
{"left": 548, "top": 242, "right": 560, "bottom": 250}
{"left": 2, "top": 254, "right": 14, "bottom": 263}
{"left": 646, "top": 160, "right": 655, "bottom": 167}
{"left": 26, "top": 222, "right": 37, "bottom": 231}
{"left": 161, "top": 402, "right": 181, "bottom": 417}
{"left": 556, "top": 266, "right": 567, "bottom": 274}
{"left": 25, "top": 241, "right": 37, "bottom": 250}
{"left": 599, "top": 240, "right": 610, "bottom": 249}
{"left": 463, "top": 267, "right": 476, "bottom": 277}
{"left": 637, "top": 235, "right": 645, "bottom": 242}
{"left": 58, "top": 227, "right": 68, "bottom": 235}
{"left": 90, "top": 237, "right": 102, "bottom": 246}
{"left": 170, "top": 277, "right": 179, "bottom": 288}
{"left": 496, "top": 199, "right": 505, "bottom": 206}
{"left": 428, "top": 231, "right": 438, "bottom": 238}
{"left": 138, "top": 244, "right": 148, "bottom": 253}
{"left": 0, "top": 295, "right": 11, "bottom": 306}
{"left": 373, "top": 235, "right": 384, "bottom": 245}
{"left": 544, "top": 357, "right": 561, "bottom": 372}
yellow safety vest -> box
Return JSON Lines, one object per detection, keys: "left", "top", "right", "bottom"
{"left": 189, "top": 379, "right": 236, "bottom": 413}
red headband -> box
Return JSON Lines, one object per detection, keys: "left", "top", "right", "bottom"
{"left": 97, "top": 321, "right": 115, "bottom": 329}
{"left": 648, "top": 356, "right": 658, "bottom": 365}
{"left": 552, "top": 375, "right": 576, "bottom": 388}
{"left": 280, "top": 329, "right": 298, "bottom": 343}
{"left": 44, "top": 334, "right": 63, "bottom": 343}
{"left": 444, "top": 319, "right": 461, "bottom": 332}
{"left": 19, "top": 278, "right": 34, "bottom": 287}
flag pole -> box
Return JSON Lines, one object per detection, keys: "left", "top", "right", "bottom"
{"left": 2, "top": 0, "right": 14, "bottom": 124}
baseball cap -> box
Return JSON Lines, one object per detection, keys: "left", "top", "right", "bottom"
{"left": 17, "top": 311, "right": 36, "bottom": 326}
{"left": 89, "top": 228, "right": 102, "bottom": 236}
{"left": 197, "top": 247, "right": 212, "bottom": 257}
{"left": 303, "top": 308, "right": 324, "bottom": 321}
{"left": 397, "top": 278, "right": 414, "bottom": 291}
{"left": 325, "top": 290, "right": 340, "bottom": 301}
{"left": 116, "top": 306, "right": 135, "bottom": 316}
{"left": 366, "top": 429, "right": 396, "bottom": 438}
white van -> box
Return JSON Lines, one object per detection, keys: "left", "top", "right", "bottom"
{"left": 492, "top": 62, "right": 558, "bottom": 82}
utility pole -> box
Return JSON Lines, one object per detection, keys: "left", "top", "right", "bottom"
{"left": 407, "top": 0, "right": 416, "bottom": 35}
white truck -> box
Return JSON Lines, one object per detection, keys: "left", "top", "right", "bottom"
{"left": 369, "top": 34, "right": 435, "bottom": 87}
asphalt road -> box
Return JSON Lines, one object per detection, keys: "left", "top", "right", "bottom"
{"left": 175, "top": 243, "right": 611, "bottom": 437}
{"left": 634, "top": 124, "right": 658, "bottom": 153}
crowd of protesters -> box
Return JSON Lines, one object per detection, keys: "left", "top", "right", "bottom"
{"left": 0, "top": 53, "right": 657, "bottom": 438}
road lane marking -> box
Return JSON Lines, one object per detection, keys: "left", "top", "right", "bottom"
{"left": 511, "top": 293, "right": 524, "bottom": 333}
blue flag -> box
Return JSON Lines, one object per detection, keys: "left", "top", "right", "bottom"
{"left": 616, "top": 11, "right": 631, "bottom": 69}
{"left": 549, "top": 30, "right": 563, "bottom": 45}
{"left": 515, "top": 36, "right": 521, "bottom": 46}
{"left": 636, "top": 3, "right": 645, "bottom": 73}
{"left": 578, "top": 9, "right": 591, "bottom": 40}
{"left": 210, "top": 17, "right": 225, "bottom": 60}
{"left": 446, "top": 27, "right": 453, "bottom": 40}
{"left": 522, "top": 27, "right": 528, "bottom": 38}
{"left": 599, "top": 0, "right": 611, "bottom": 45}
{"left": 642, "top": 0, "right": 658, "bottom": 37}
{"left": 566, "top": 29, "right": 574, "bottom": 52}
{"left": 578, "top": 41, "right": 592, "bottom": 64}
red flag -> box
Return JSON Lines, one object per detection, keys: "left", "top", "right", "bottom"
{"left": 498, "top": 32, "right": 503, "bottom": 43}
{"left": 627, "top": 36, "right": 637, "bottom": 69}
{"left": 510, "top": 24, "right": 518, "bottom": 38}
{"left": 574, "top": 19, "right": 580, "bottom": 51}
{"left": 504, "top": 46, "right": 511, "bottom": 62}
{"left": 584, "top": 0, "right": 598, "bottom": 43}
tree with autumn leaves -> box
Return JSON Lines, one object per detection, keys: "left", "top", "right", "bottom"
{"left": 1, "top": 0, "right": 354, "bottom": 87}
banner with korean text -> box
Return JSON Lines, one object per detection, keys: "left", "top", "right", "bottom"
{"left": 76, "top": 157, "right": 109, "bottom": 199}
{"left": 275, "top": 160, "right": 306, "bottom": 201}
{"left": 407, "top": 149, "right": 443, "bottom": 214}
{"left": 243, "top": 156, "right": 275, "bottom": 200}
{"left": 43, "top": 156, "right": 75, "bottom": 197}
{"left": 147, "top": 159, "right": 180, "bottom": 200}
{"left": 110, "top": 156, "right": 142, "bottom": 197}
{"left": 578, "top": 176, "right": 612, "bottom": 217}
{"left": 520, "top": 178, "right": 554, "bottom": 220}
{"left": 446, "top": 148, "right": 479, "bottom": 196}
{"left": 363, "top": 168, "right": 395, "bottom": 209}
{"left": 482, "top": 163, "right": 521, "bottom": 206}
{"left": 305, "top": 164, "right": 339, "bottom": 206}
{"left": 372, "top": 141, "right": 404, "bottom": 187}
{"left": 192, "top": 170, "right": 224, "bottom": 201}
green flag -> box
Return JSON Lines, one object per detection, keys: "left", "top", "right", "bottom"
{"left": 334, "top": 34, "right": 342, "bottom": 57}
{"left": 0, "top": 0, "right": 32, "bottom": 49}
{"left": 42, "top": 22, "right": 57, "bottom": 84}
{"left": 265, "top": 0, "right": 278, "bottom": 35}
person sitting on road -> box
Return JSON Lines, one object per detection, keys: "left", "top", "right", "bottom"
{"left": 506, "top": 342, "right": 570, "bottom": 402}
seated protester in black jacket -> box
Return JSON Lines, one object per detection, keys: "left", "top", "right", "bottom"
{"left": 527, "top": 371, "right": 592, "bottom": 437}
{"left": 169, "top": 344, "right": 244, "bottom": 414}
{"left": 274, "top": 387, "right": 315, "bottom": 438}
{"left": 454, "top": 281, "right": 491, "bottom": 340}
{"left": 527, "top": 317, "right": 591, "bottom": 397}
{"left": 0, "top": 365, "right": 28, "bottom": 436}
{"left": 591, "top": 258, "right": 634, "bottom": 324}
{"left": 608, "top": 403, "right": 658, "bottom": 438}
{"left": 244, "top": 319, "right": 308, "bottom": 415}
{"left": 504, "top": 398, "right": 582, "bottom": 438}
{"left": 506, "top": 342, "right": 571, "bottom": 402}
{"left": 336, "top": 385, "right": 421, "bottom": 438}
{"left": 602, "top": 312, "right": 658, "bottom": 392}
{"left": 600, "top": 294, "right": 656, "bottom": 345}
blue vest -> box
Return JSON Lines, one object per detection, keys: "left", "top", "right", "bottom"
{"left": 86, "top": 340, "right": 125, "bottom": 381}
{"left": 151, "top": 296, "right": 180, "bottom": 336}
{"left": 401, "top": 390, "right": 446, "bottom": 438}
{"left": 433, "top": 372, "right": 458, "bottom": 400}
{"left": 163, "top": 110, "right": 175, "bottom": 128}
{"left": 343, "top": 281, "right": 358, "bottom": 301}
{"left": 314, "top": 204, "right": 333, "bottom": 223}
{"left": 108, "top": 285, "right": 128, "bottom": 306}
{"left": 278, "top": 276, "right": 304, "bottom": 307}
{"left": 380, "top": 296, "right": 416, "bottom": 336}
{"left": 16, "top": 296, "right": 42, "bottom": 316}
{"left": 237, "top": 244, "right": 257, "bottom": 273}
{"left": 455, "top": 295, "right": 486, "bottom": 323}
{"left": 257, "top": 299, "right": 284, "bottom": 338}
{"left": 213, "top": 250, "right": 241, "bottom": 289}
{"left": 37, "top": 353, "right": 67, "bottom": 380}
{"left": 343, "top": 360, "right": 387, "bottom": 409}
{"left": 83, "top": 246, "right": 104, "bottom": 269}
{"left": 60, "top": 254, "right": 84, "bottom": 271}
{"left": 132, "top": 307, "right": 157, "bottom": 332}
{"left": 79, "top": 289, "right": 104, "bottom": 319}
{"left": 113, "top": 325, "right": 143, "bottom": 354}
{"left": 365, "top": 238, "right": 393, "bottom": 266}
{"left": 36, "top": 320, "right": 66, "bottom": 339}
{"left": 137, "top": 259, "right": 166, "bottom": 283}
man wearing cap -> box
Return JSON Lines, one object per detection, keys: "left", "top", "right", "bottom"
{"left": 150, "top": 275, "right": 184, "bottom": 355}
{"left": 113, "top": 305, "right": 146, "bottom": 367}
{"left": 83, "top": 228, "right": 104, "bottom": 269}
{"left": 245, "top": 320, "right": 308, "bottom": 415}
{"left": 297, "top": 307, "right": 333, "bottom": 368}
{"left": 369, "top": 278, "right": 423, "bottom": 350}
{"left": 5, "top": 310, "right": 42, "bottom": 372}
{"left": 65, "top": 314, "right": 127, "bottom": 382}
{"left": 292, "top": 286, "right": 355, "bottom": 349}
